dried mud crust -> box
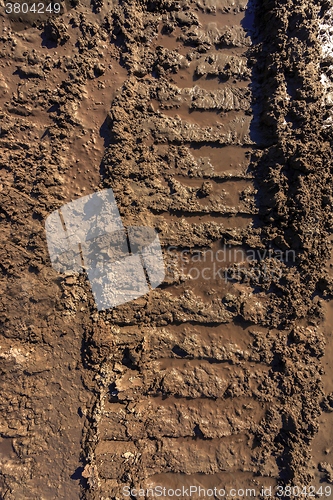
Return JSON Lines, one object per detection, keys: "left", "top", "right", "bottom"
{"left": 0, "top": 0, "right": 333, "bottom": 500}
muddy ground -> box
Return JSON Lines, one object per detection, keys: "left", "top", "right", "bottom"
{"left": 1, "top": 0, "right": 333, "bottom": 499}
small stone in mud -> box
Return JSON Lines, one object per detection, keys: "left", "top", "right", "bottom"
{"left": 16, "top": 65, "right": 44, "bottom": 79}
{"left": 197, "top": 181, "right": 213, "bottom": 197}
{"left": 94, "top": 63, "right": 105, "bottom": 77}
{"left": 319, "top": 462, "right": 333, "bottom": 483}
{"left": 64, "top": 277, "right": 76, "bottom": 285}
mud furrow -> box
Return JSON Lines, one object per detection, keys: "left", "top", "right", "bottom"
{"left": 82, "top": 1, "right": 275, "bottom": 498}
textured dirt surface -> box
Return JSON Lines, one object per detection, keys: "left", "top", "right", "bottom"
{"left": 1, "top": 0, "right": 333, "bottom": 499}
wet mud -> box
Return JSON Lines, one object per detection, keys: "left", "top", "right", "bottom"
{"left": 1, "top": 0, "right": 333, "bottom": 499}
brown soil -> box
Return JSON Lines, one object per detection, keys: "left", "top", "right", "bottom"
{"left": 1, "top": 0, "right": 333, "bottom": 499}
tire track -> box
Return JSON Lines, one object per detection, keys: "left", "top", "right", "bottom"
{"left": 82, "top": 1, "right": 279, "bottom": 498}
